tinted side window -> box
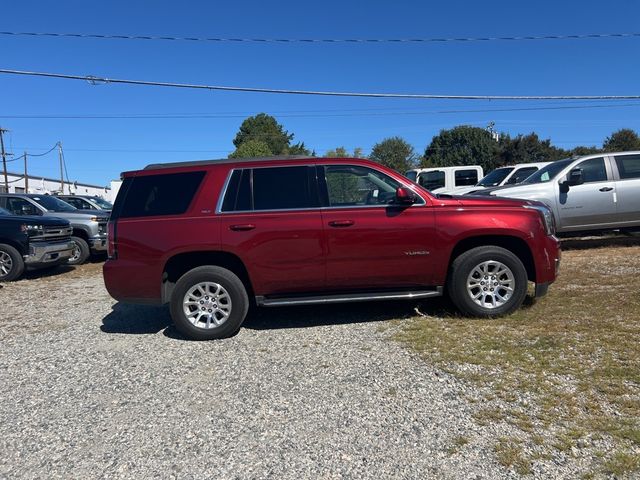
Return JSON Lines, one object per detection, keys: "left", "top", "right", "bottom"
{"left": 454, "top": 169, "right": 479, "bottom": 186}
{"left": 505, "top": 167, "right": 538, "bottom": 185}
{"left": 6, "top": 198, "right": 40, "bottom": 215}
{"left": 419, "top": 171, "right": 445, "bottom": 190}
{"left": 576, "top": 158, "right": 607, "bottom": 183}
{"left": 119, "top": 171, "right": 205, "bottom": 218}
{"left": 252, "top": 166, "right": 315, "bottom": 211}
{"left": 221, "top": 169, "right": 252, "bottom": 212}
{"left": 615, "top": 154, "right": 640, "bottom": 180}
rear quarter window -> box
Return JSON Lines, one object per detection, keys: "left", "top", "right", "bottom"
{"left": 118, "top": 171, "right": 205, "bottom": 218}
{"left": 455, "top": 169, "right": 479, "bottom": 186}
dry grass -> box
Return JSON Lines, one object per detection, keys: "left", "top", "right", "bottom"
{"left": 396, "top": 243, "right": 640, "bottom": 477}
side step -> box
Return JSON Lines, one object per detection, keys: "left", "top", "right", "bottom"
{"left": 256, "top": 287, "right": 443, "bottom": 307}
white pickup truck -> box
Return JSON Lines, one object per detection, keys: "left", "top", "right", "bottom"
{"left": 405, "top": 165, "right": 483, "bottom": 193}
{"left": 486, "top": 151, "right": 640, "bottom": 233}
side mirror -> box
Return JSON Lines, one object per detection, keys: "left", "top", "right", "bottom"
{"left": 395, "top": 187, "right": 417, "bottom": 205}
{"left": 567, "top": 168, "right": 584, "bottom": 186}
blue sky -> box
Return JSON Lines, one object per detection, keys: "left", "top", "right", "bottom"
{"left": 1, "top": 0, "right": 640, "bottom": 185}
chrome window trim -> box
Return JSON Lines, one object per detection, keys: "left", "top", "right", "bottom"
{"left": 215, "top": 164, "right": 428, "bottom": 214}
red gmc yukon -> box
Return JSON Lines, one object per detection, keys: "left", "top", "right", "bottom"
{"left": 103, "top": 157, "right": 560, "bottom": 340}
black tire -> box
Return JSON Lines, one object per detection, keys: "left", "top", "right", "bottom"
{"left": 170, "top": 266, "right": 249, "bottom": 340}
{"left": 67, "top": 236, "right": 90, "bottom": 265}
{"left": 447, "top": 246, "right": 528, "bottom": 317}
{"left": 0, "top": 243, "right": 25, "bottom": 282}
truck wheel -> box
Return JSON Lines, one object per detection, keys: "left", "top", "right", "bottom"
{"left": 448, "top": 246, "right": 528, "bottom": 317}
{"left": 170, "top": 266, "right": 249, "bottom": 340}
{"left": 0, "top": 244, "right": 25, "bottom": 282}
{"left": 68, "top": 236, "right": 90, "bottom": 265}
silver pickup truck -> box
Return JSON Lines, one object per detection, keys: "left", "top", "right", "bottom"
{"left": 483, "top": 151, "right": 640, "bottom": 234}
{"left": 0, "top": 194, "right": 109, "bottom": 264}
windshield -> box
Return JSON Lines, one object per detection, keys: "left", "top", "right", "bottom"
{"left": 522, "top": 158, "right": 574, "bottom": 184}
{"left": 0, "top": 207, "right": 11, "bottom": 215}
{"left": 91, "top": 197, "right": 113, "bottom": 209}
{"left": 31, "top": 195, "right": 77, "bottom": 212}
{"left": 477, "top": 167, "right": 514, "bottom": 186}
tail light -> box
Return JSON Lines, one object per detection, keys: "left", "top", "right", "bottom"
{"left": 107, "top": 220, "right": 117, "bottom": 259}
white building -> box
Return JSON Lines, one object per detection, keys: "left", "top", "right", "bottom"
{"left": 0, "top": 170, "right": 111, "bottom": 199}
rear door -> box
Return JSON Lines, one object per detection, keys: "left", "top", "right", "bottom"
{"left": 557, "top": 157, "right": 617, "bottom": 230}
{"left": 218, "top": 165, "right": 325, "bottom": 296}
{"left": 612, "top": 153, "right": 640, "bottom": 226}
{"left": 319, "top": 164, "right": 436, "bottom": 290}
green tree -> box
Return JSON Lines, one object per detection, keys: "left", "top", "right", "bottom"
{"left": 228, "top": 139, "right": 272, "bottom": 159}
{"left": 232, "top": 113, "right": 294, "bottom": 155}
{"left": 423, "top": 126, "right": 501, "bottom": 172}
{"left": 325, "top": 147, "right": 366, "bottom": 158}
{"left": 285, "top": 142, "right": 312, "bottom": 156}
{"left": 569, "top": 145, "right": 601, "bottom": 156}
{"left": 369, "top": 137, "right": 417, "bottom": 173}
{"left": 498, "top": 133, "right": 568, "bottom": 165}
{"left": 602, "top": 129, "right": 640, "bottom": 152}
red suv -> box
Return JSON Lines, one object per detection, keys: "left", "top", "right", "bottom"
{"left": 104, "top": 157, "right": 560, "bottom": 340}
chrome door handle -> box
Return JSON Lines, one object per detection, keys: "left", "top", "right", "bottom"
{"left": 599, "top": 187, "right": 614, "bottom": 192}
{"left": 328, "top": 220, "right": 355, "bottom": 227}
{"left": 229, "top": 224, "right": 256, "bottom": 231}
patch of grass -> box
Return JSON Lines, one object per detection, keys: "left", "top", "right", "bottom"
{"left": 495, "top": 437, "right": 532, "bottom": 475}
{"left": 446, "top": 435, "right": 470, "bottom": 455}
{"left": 603, "top": 451, "right": 640, "bottom": 477}
{"left": 395, "top": 245, "right": 640, "bottom": 477}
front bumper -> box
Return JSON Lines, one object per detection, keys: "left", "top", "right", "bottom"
{"left": 25, "top": 240, "right": 75, "bottom": 267}
{"left": 88, "top": 235, "right": 108, "bottom": 252}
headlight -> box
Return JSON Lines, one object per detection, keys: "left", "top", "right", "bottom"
{"left": 524, "top": 205, "right": 555, "bottom": 235}
{"left": 20, "top": 224, "right": 45, "bottom": 236}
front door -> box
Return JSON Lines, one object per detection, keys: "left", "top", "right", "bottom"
{"left": 319, "top": 164, "right": 436, "bottom": 291}
{"left": 557, "top": 157, "right": 617, "bottom": 230}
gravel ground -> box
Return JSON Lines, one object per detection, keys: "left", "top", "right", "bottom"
{"left": 1, "top": 263, "right": 556, "bottom": 479}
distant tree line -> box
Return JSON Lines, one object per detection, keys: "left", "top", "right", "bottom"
{"left": 229, "top": 113, "right": 640, "bottom": 173}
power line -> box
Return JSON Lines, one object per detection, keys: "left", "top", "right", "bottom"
{"left": 1, "top": 30, "right": 639, "bottom": 44}
{"left": 3, "top": 102, "right": 640, "bottom": 120}
{"left": 1, "top": 68, "right": 640, "bottom": 100}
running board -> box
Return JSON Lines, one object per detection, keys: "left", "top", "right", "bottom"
{"left": 256, "top": 287, "right": 443, "bottom": 307}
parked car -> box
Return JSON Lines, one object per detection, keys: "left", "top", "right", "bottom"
{"left": 439, "top": 162, "right": 551, "bottom": 195}
{"left": 0, "top": 194, "right": 109, "bottom": 265}
{"left": 57, "top": 195, "right": 113, "bottom": 213}
{"left": 104, "top": 157, "right": 560, "bottom": 340}
{"left": 485, "top": 152, "right": 640, "bottom": 234}
{"left": 404, "top": 165, "right": 483, "bottom": 193}
{"left": 0, "top": 206, "right": 74, "bottom": 281}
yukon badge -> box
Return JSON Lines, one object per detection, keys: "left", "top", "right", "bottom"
{"left": 404, "top": 250, "right": 430, "bottom": 256}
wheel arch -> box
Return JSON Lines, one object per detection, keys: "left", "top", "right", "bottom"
{"left": 161, "top": 250, "right": 254, "bottom": 304}
{"left": 448, "top": 235, "right": 536, "bottom": 283}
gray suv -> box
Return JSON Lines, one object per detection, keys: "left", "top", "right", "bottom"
{"left": 486, "top": 151, "right": 640, "bottom": 234}
{"left": 0, "top": 194, "right": 109, "bottom": 264}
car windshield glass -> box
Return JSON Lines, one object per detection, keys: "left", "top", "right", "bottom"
{"left": 91, "top": 197, "right": 113, "bottom": 209}
{"left": 31, "top": 195, "right": 77, "bottom": 212}
{"left": 477, "top": 167, "right": 513, "bottom": 186}
{"left": 0, "top": 207, "right": 11, "bottom": 215}
{"left": 522, "top": 158, "right": 574, "bottom": 184}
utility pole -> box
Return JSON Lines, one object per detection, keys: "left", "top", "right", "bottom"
{"left": 58, "top": 141, "right": 64, "bottom": 194}
{"left": 0, "top": 127, "right": 8, "bottom": 192}
{"left": 24, "top": 151, "right": 29, "bottom": 192}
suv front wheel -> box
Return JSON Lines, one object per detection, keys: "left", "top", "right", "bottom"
{"left": 170, "top": 266, "right": 249, "bottom": 340}
{"left": 448, "top": 246, "right": 528, "bottom": 317}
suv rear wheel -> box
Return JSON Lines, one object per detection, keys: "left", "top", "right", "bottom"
{"left": 170, "top": 266, "right": 249, "bottom": 340}
{"left": 448, "top": 246, "right": 528, "bottom": 317}
{"left": 0, "top": 244, "right": 25, "bottom": 282}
